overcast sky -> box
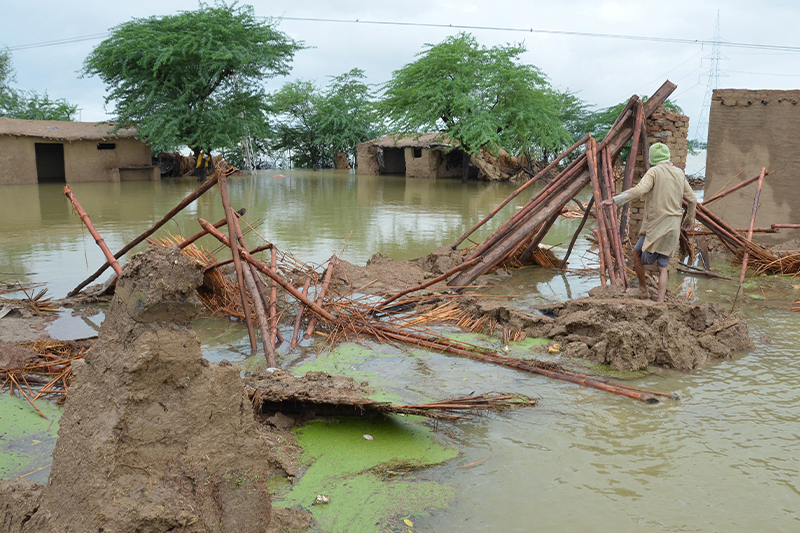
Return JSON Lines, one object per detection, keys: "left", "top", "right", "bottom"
{"left": 4, "top": 0, "right": 799, "bottom": 140}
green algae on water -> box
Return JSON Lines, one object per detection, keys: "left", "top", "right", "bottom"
{"left": 0, "top": 395, "right": 63, "bottom": 482}
{"left": 277, "top": 417, "right": 457, "bottom": 533}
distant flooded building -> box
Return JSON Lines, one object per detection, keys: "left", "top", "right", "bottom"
{"left": 0, "top": 117, "right": 158, "bottom": 185}
{"left": 356, "top": 133, "right": 476, "bottom": 179}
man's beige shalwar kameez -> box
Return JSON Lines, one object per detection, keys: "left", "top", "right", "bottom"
{"left": 613, "top": 160, "right": 697, "bottom": 257}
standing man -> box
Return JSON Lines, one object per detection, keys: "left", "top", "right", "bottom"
{"left": 601, "top": 143, "right": 697, "bottom": 303}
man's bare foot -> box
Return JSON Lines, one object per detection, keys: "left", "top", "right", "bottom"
{"left": 625, "top": 287, "right": 649, "bottom": 299}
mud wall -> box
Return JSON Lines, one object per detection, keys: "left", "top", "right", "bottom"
{"left": 0, "top": 136, "right": 155, "bottom": 184}
{"left": 627, "top": 106, "right": 690, "bottom": 239}
{"left": 404, "top": 147, "right": 436, "bottom": 178}
{"left": 355, "top": 142, "right": 380, "bottom": 175}
{"left": 705, "top": 89, "right": 800, "bottom": 244}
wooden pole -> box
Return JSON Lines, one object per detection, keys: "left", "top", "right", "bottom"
{"left": 203, "top": 244, "right": 272, "bottom": 273}
{"left": 269, "top": 247, "right": 280, "bottom": 346}
{"left": 197, "top": 219, "right": 338, "bottom": 322}
{"left": 586, "top": 139, "right": 616, "bottom": 284}
{"left": 560, "top": 197, "right": 595, "bottom": 270}
{"left": 732, "top": 167, "right": 766, "bottom": 312}
{"left": 290, "top": 276, "right": 312, "bottom": 348}
{"left": 63, "top": 186, "right": 122, "bottom": 276}
{"left": 600, "top": 146, "right": 629, "bottom": 287}
{"left": 217, "top": 173, "right": 258, "bottom": 354}
{"left": 593, "top": 229, "right": 607, "bottom": 285}
{"left": 304, "top": 255, "right": 338, "bottom": 340}
{"left": 179, "top": 208, "right": 245, "bottom": 249}
{"left": 378, "top": 257, "right": 481, "bottom": 309}
{"left": 703, "top": 170, "right": 773, "bottom": 206}
{"left": 68, "top": 172, "right": 221, "bottom": 296}
{"left": 450, "top": 133, "right": 589, "bottom": 249}
{"left": 618, "top": 101, "right": 643, "bottom": 243}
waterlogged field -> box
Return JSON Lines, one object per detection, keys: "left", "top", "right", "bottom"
{"left": 1, "top": 170, "right": 798, "bottom": 531}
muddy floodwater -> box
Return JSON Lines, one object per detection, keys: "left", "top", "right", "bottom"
{"left": 2, "top": 169, "right": 799, "bottom": 531}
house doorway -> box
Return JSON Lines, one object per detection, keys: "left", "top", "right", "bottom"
{"left": 35, "top": 143, "right": 66, "bottom": 183}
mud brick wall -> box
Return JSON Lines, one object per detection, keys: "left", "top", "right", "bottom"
{"left": 705, "top": 89, "right": 800, "bottom": 244}
{"left": 626, "top": 106, "right": 689, "bottom": 239}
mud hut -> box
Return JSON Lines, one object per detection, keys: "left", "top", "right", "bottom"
{"left": 705, "top": 89, "right": 800, "bottom": 244}
{"left": 356, "top": 133, "right": 475, "bottom": 179}
{"left": 0, "top": 117, "right": 158, "bottom": 185}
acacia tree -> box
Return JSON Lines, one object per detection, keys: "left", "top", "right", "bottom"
{"left": 0, "top": 49, "right": 77, "bottom": 121}
{"left": 270, "top": 68, "right": 377, "bottom": 168}
{"left": 377, "top": 33, "right": 571, "bottom": 160}
{"left": 82, "top": 2, "right": 302, "bottom": 162}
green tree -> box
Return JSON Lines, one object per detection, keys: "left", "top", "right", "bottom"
{"left": 377, "top": 33, "right": 571, "bottom": 158}
{"left": 0, "top": 49, "right": 77, "bottom": 121}
{"left": 270, "top": 68, "right": 377, "bottom": 168}
{"left": 82, "top": 2, "right": 303, "bottom": 158}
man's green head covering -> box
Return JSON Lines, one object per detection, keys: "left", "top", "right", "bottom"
{"left": 649, "top": 143, "right": 671, "bottom": 165}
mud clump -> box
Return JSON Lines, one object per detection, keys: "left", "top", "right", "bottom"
{"left": 464, "top": 289, "right": 752, "bottom": 372}
{"left": 543, "top": 290, "right": 753, "bottom": 371}
{"left": 0, "top": 246, "right": 307, "bottom": 533}
{"left": 333, "top": 246, "right": 464, "bottom": 296}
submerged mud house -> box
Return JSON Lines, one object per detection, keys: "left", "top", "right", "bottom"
{"left": 356, "top": 133, "right": 477, "bottom": 179}
{"left": 705, "top": 89, "right": 800, "bottom": 244}
{"left": 0, "top": 117, "right": 158, "bottom": 185}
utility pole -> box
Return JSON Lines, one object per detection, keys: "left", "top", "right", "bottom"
{"left": 694, "top": 11, "right": 727, "bottom": 144}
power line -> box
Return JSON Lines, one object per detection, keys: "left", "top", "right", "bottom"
{"left": 7, "top": 33, "right": 110, "bottom": 51}
{"left": 277, "top": 16, "right": 800, "bottom": 53}
{"left": 7, "top": 16, "right": 800, "bottom": 54}
{"left": 724, "top": 68, "right": 800, "bottom": 77}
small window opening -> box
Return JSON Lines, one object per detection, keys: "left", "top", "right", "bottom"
{"left": 97, "top": 143, "right": 116, "bottom": 150}
{"left": 413, "top": 148, "right": 422, "bottom": 158}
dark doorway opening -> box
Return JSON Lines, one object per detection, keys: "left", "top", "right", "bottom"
{"left": 35, "top": 143, "right": 66, "bottom": 183}
{"left": 380, "top": 148, "right": 406, "bottom": 174}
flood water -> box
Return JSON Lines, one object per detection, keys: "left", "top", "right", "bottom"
{"left": 1, "top": 170, "right": 798, "bottom": 531}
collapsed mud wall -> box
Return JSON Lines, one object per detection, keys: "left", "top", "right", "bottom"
{"left": 705, "top": 89, "right": 800, "bottom": 244}
{"left": 0, "top": 247, "right": 296, "bottom": 533}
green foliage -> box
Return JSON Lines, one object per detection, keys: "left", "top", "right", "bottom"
{"left": 0, "top": 90, "right": 77, "bottom": 121}
{"left": 0, "top": 49, "right": 77, "bottom": 121}
{"left": 376, "top": 33, "right": 571, "bottom": 158}
{"left": 0, "top": 49, "right": 13, "bottom": 87}
{"left": 81, "top": 1, "right": 303, "bottom": 154}
{"left": 270, "top": 68, "right": 378, "bottom": 168}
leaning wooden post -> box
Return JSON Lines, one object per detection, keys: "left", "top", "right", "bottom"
{"left": 63, "top": 186, "right": 122, "bottom": 276}
{"left": 377, "top": 257, "right": 482, "bottom": 309}
{"left": 618, "top": 100, "right": 644, "bottom": 242}
{"left": 600, "top": 147, "right": 629, "bottom": 287}
{"left": 586, "top": 139, "right": 616, "bottom": 284}
{"left": 732, "top": 167, "right": 767, "bottom": 312}
{"left": 179, "top": 208, "right": 245, "bottom": 250}
{"left": 197, "top": 219, "right": 338, "bottom": 322}
{"left": 68, "top": 172, "right": 222, "bottom": 296}
{"left": 304, "top": 255, "right": 338, "bottom": 340}
{"left": 269, "top": 247, "right": 280, "bottom": 346}
{"left": 592, "top": 229, "right": 607, "bottom": 285}
{"left": 560, "top": 197, "right": 595, "bottom": 270}
{"left": 702, "top": 170, "right": 773, "bottom": 207}
{"left": 290, "top": 276, "right": 312, "bottom": 348}
{"left": 217, "top": 173, "right": 259, "bottom": 354}
{"left": 451, "top": 133, "right": 589, "bottom": 249}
